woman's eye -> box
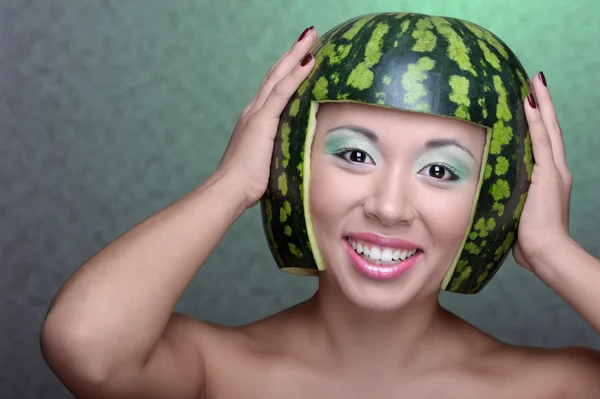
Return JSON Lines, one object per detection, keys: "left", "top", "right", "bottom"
{"left": 338, "top": 150, "right": 374, "bottom": 165}
{"left": 419, "top": 164, "right": 459, "bottom": 181}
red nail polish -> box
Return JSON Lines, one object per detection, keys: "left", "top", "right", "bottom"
{"left": 300, "top": 53, "right": 313, "bottom": 66}
{"left": 539, "top": 71, "right": 547, "bottom": 87}
{"left": 527, "top": 93, "right": 537, "bottom": 109}
{"left": 297, "top": 26, "right": 314, "bottom": 42}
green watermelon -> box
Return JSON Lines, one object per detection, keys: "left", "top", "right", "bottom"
{"left": 260, "top": 12, "right": 533, "bottom": 294}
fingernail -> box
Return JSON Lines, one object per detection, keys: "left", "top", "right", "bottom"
{"left": 297, "top": 26, "right": 314, "bottom": 42}
{"left": 539, "top": 71, "right": 547, "bottom": 87}
{"left": 300, "top": 52, "right": 313, "bottom": 66}
{"left": 527, "top": 93, "right": 537, "bottom": 109}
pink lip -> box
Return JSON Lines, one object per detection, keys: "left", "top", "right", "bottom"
{"left": 342, "top": 238, "right": 422, "bottom": 281}
{"left": 345, "top": 232, "right": 421, "bottom": 250}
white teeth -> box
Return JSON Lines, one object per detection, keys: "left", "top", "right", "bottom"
{"left": 381, "top": 248, "right": 393, "bottom": 262}
{"left": 368, "top": 246, "right": 381, "bottom": 261}
{"left": 347, "top": 238, "right": 419, "bottom": 264}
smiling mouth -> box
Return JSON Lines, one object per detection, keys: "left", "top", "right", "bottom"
{"left": 344, "top": 237, "right": 421, "bottom": 266}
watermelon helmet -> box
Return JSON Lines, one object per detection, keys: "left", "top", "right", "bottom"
{"left": 260, "top": 12, "right": 532, "bottom": 294}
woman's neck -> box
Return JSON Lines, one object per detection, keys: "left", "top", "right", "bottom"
{"left": 302, "top": 280, "right": 455, "bottom": 374}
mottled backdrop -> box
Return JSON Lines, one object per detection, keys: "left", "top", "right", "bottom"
{"left": 1, "top": 0, "right": 599, "bottom": 398}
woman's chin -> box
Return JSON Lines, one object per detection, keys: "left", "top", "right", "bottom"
{"left": 321, "top": 270, "right": 434, "bottom": 314}
{"left": 344, "top": 283, "right": 422, "bottom": 313}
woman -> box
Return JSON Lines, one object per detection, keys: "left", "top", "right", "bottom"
{"left": 41, "top": 17, "right": 600, "bottom": 399}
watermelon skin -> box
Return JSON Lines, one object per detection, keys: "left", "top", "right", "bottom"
{"left": 260, "top": 12, "right": 533, "bottom": 294}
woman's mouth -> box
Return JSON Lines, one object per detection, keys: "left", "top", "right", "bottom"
{"left": 346, "top": 237, "right": 419, "bottom": 265}
{"left": 342, "top": 236, "right": 423, "bottom": 280}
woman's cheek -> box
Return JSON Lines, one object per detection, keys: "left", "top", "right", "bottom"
{"left": 310, "top": 165, "right": 343, "bottom": 226}
{"left": 422, "top": 190, "right": 472, "bottom": 236}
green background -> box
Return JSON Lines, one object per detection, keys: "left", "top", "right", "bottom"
{"left": 1, "top": 0, "right": 599, "bottom": 397}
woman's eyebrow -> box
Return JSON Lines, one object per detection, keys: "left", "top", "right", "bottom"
{"left": 325, "top": 127, "right": 475, "bottom": 159}
{"left": 424, "top": 138, "right": 475, "bottom": 160}
{"left": 326, "top": 125, "right": 379, "bottom": 143}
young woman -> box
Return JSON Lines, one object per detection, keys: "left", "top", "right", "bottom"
{"left": 41, "top": 23, "right": 600, "bottom": 398}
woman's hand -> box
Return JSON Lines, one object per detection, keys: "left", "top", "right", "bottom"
{"left": 512, "top": 72, "right": 574, "bottom": 273}
{"left": 511, "top": 72, "right": 600, "bottom": 346}
{"left": 214, "top": 26, "right": 317, "bottom": 209}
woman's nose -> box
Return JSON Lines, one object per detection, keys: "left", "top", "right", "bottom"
{"left": 362, "top": 167, "right": 416, "bottom": 227}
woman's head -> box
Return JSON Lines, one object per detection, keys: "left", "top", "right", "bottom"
{"left": 260, "top": 12, "right": 532, "bottom": 294}
{"left": 309, "top": 102, "right": 486, "bottom": 310}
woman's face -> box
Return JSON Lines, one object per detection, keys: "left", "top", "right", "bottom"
{"left": 309, "top": 102, "right": 486, "bottom": 311}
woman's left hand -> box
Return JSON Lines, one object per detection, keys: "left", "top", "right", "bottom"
{"left": 512, "top": 72, "right": 574, "bottom": 273}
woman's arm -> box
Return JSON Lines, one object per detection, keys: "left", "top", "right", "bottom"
{"left": 512, "top": 72, "right": 600, "bottom": 335}
{"left": 530, "top": 238, "right": 600, "bottom": 336}
{"left": 40, "top": 26, "right": 318, "bottom": 399}
{"left": 40, "top": 174, "right": 245, "bottom": 398}
{"left": 511, "top": 72, "right": 600, "bottom": 394}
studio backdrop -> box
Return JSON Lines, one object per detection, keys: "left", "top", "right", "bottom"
{"left": 1, "top": 1, "right": 599, "bottom": 398}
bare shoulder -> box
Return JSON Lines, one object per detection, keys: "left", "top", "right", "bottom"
{"left": 187, "top": 303, "right": 320, "bottom": 398}
{"left": 526, "top": 345, "right": 600, "bottom": 397}
{"left": 443, "top": 313, "right": 600, "bottom": 398}
{"left": 188, "top": 301, "right": 311, "bottom": 361}
{"left": 166, "top": 311, "right": 258, "bottom": 357}
{"left": 160, "top": 312, "right": 267, "bottom": 399}
{"left": 481, "top": 344, "right": 600, "bottom": 398}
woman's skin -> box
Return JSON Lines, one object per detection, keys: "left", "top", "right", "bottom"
{"left": 40, "top": 26, "right": 600, "bottom": 398}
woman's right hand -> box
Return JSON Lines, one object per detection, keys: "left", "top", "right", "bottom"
{"left": 214, "top": 26, "right": 318, "bottom": 209}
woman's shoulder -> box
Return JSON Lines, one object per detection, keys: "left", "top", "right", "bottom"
{"left": 423, "top": 311, "right": 600, "bottom": 398}
{"left": 497, "top": 345, "right": 600, "bottom": 397}
{"left": 172, "top": 302, "right": 311, "bottom": 362}
{"left": 458, "top": 324, "right": 600, "bottom": 398}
